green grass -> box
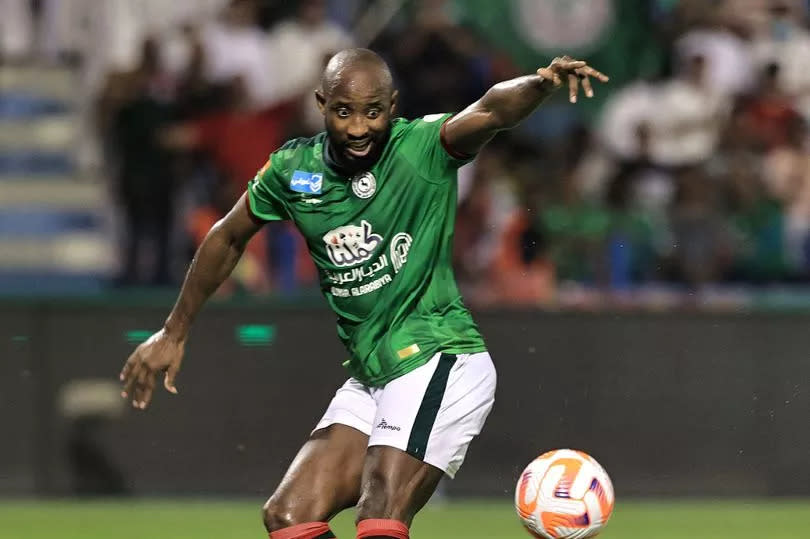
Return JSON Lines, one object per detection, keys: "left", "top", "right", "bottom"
{"left": 1, "top": 499, "right": 809, "bottom": 538}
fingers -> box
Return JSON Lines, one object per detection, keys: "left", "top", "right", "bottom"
{"left": 140, "top": 372, "right": 157, "bottom": 409}
{"left": 132, "top": 366, "right": 149, "bottom": 409}
{"left": 121, "top": 358, "right": 140, "bottom": 399}
{"left": 581, "top": 75, "right": 594, "bottom": 99}
{"left": 556, "top": 59, "right": 586, "bottom": 71}
{"left": 164, "top": 362, "right": 179, "bottom": 395}
{"left": 536, "top": 67, "right": 562, "bottom": 87}
{"left": 577, "top": 65, "right": 609, "bottom": 83}
{"left": 120, "top": 352, "right": 135, "bottom": 384}
{"left": 539, "top": 58, "right": 609, "bottom": 101}
{"left": 568, "top": 73, "right": 579, "bottom": 103}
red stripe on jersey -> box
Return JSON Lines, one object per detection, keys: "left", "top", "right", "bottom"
{"left": 246, "top": 156, "right": 272, "bottom": 224}
{"left": 440, "top": 116, "right": 475, "bottom": 160}
{"left": 245, "top": 190, "right": 269, "bottom": 225}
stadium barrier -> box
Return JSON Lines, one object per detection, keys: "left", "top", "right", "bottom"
{"left": 2, "top": 299, "right": 809, "bottom": 497}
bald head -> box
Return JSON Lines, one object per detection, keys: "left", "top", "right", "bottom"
{"left": 320, "top": 48, "right": 393, "bottom": 98}
{"left": 316, "top": 48, "right": 398, "bottom": 173}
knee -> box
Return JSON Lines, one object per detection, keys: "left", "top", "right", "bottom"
{"left": 262, "top": 496, "right": 298, "bottom": 532}
{"left": 262, "top": 493, "right": 337, "bottom": 532}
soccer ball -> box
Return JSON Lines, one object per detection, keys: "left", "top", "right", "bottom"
{"left": 515, "top": 449, "right": 614, "bottom": 539}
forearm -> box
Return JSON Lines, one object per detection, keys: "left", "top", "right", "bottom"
{"left": 444, "top": 74, "right": 557, "bottom": 155}
{"left": 163, "top": 222, "right": 247, "bottom": 339}
{"left": 477, "top": 74, "right": 556, "bottom": 130}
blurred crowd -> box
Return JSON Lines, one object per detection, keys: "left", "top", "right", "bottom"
{"left": 459, "top": 0, "right": 810, "bottom": 306}
{"left": 4, "top": 0, "right": 810, "bottom": 306}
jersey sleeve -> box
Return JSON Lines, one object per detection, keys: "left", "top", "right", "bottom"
{"left": 402, "top": 113, "right": 476, "bottom": 178}
{"left": 246, "top": 155, "right": 290, "bottom": 222}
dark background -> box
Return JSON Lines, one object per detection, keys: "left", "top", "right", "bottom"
{"left": 3, "top": 300, "right": 809, "bottom": 498}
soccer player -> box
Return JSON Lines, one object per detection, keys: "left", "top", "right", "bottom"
{"left": 119, "top": 48, "right": 607, "bottom": 539}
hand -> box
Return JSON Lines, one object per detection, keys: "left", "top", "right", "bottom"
{"left": 119, "top": 328, "right": 185, "bottom": 410}
{"left": 537, "top": 56, "right": 609, "bottom": 104}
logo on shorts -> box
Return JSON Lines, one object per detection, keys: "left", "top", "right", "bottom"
{"left": 375, "top": 418, "right": 401, "bottom": 432}
{"left": 290, "top": 170, "right": 323, "bottom": 194}
{"left": 351, "top": 171, "right": 376, "bottom": 199}
{"left": 323, "top": 220, "right": 382, "bottom": 267}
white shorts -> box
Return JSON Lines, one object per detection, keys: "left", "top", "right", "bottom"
{"left": 313, "top": 351, "right": 496, "bottom": 478}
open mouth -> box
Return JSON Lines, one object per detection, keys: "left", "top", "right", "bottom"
{"left": 346, "top": 141, "right": 372, "bottom": 158}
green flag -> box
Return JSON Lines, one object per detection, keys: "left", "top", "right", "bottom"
{"left": 457, "top": 0, "right": 663, "bottom": 117}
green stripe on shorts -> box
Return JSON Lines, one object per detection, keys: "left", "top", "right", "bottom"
{"left": 406, "top": 353, "right": 457, "bottom": 460}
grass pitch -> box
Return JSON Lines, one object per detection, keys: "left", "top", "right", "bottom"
{"left": 1, "top": 498, "right": 809, "bottom": 538}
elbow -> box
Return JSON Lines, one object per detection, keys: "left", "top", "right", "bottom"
{"left": 209, "top": 219, "right": 243, "bottom": 251}
{"left": 470, "top": 103, "right": 511, "bottom": 133}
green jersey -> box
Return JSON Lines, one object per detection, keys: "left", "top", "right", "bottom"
{"left": 247, "top": 113, "right": 486, "bottom": 386}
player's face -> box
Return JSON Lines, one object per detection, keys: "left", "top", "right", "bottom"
{"left": 317, "top": 68, "right": 397, "bottom": 172}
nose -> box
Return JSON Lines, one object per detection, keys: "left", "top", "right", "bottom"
{"left": 347, "top": 115, "right": 369, "bottom": 139}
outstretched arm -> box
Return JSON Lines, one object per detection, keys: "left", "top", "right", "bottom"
{"left": 120, "top": 193, "right": 264, "bottom": 409}
{"left": 443, "top": 56, "right": 609, "bottom": 157}
{"left": 163, "top": 193, "right": 262, "bottom": 340}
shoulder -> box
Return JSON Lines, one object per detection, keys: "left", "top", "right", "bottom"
{"left": 269, "top": 133, "right": 326, "bottom": 175}
{"left": 394, "top": 113, "right": 451, "bottom": 132}
{"left": 390, "top": 113, "right": 452, "bottom": 145}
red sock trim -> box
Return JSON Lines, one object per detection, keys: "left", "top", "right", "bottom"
{"left": 356, "top": 518, "right": 409, "bottom": 539}
{"left": 270, "top": 521, "right": 332, "bottom": 539}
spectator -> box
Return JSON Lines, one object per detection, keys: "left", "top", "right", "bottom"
{"left": 268, "top": 0, "right": 354, "bottom": 105}
{"left": 200, "top": 0, "right": 277, "bottom": 106}
{"left": 647, "top": 54, "right": 730, "bottom": 168}
{"left": 675, "top": 18, "right": 755, "bottom": 97}
{"left": 374, "top": 0, "right": 495, "bottom": 118}
{"left": 763, "top": 116, "right": 810, "bottom": 272}
{"left": 750, "top": 1, "right": 810, "bottom": 119}
{"left": 668, "top": 167, "right": 734, "bottom": 286}
{"left": 161, "top": 76, "right": 298, "bottom": 293}
{"left": 741, "top": 62, "right": 802, "bottom": 150}
{"left": 101, "top": 37, "right": 179, "bottom": 286}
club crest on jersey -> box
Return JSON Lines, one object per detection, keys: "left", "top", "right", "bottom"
{"left": 290, "top": 170, "right": 323, "bottom": 194}
{"left": 323, "top": 220, "right": 382, "bottom": 267}
{"left": 351, "top": 171, "right": 376, "bottom": 199}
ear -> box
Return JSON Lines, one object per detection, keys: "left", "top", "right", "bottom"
{"left": 315, "top": 89, "right": 326, "bottom": 115}
{"left": 390, "top": 90, "right": 399, "bottom": 117}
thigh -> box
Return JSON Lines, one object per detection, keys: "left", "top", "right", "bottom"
{"left": 369, "top": 351, "right": 496, "bottom": 478}
{"left": 264, "top": 424, "right": 368, "bottom": 530}
{"left": 356, "top": 352, "right": 497, "bottom": 524}
{"left": 264, "top": 378, "right": 377, "bottom": 530}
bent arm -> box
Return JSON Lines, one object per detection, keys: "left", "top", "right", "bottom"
{"left": 163, "top": 193, "right": 263, "bottom": 340}
{"left": 442, "top": 75, "right": 557, "bottom": 157}
{"left": 443, "top": 57, "right": 607, "bottom": 157}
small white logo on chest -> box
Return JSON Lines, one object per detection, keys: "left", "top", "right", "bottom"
{"left": 351, "top": 172, "right": 377, "bottom": 199}
{"left": 302, "top": 198, "right": 323, "bottom": 204}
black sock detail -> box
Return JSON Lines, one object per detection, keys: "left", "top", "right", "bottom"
{"left": 406, "top": 353, "right": 456, "bottom": 459}
{"left": 314, "top": 532, "right": 336, "bottom": 539}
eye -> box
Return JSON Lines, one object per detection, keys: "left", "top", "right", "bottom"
{"left": 367, "top": 109, "right": 380, "bottom": 119}
{"left": 336, "top": 108, "right": 350, "bottom": 118}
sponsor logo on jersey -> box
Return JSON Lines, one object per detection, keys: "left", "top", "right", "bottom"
{"left": 397, "top": 343, "right": 420, "bottom": 359}
{"left": 375, "top": 418, "right": 401, "bottom": 431}
{"left": 323, "top": 220, "right": 382, "bottom": 267}
{"left": 290, "top": 170, "right": 323, "bottom": 194}
{"left": 389, "top": 233, "right": 412, "bottom": 274}
{"left": 351, "top": 171, "right": 376, "bottom": 199}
